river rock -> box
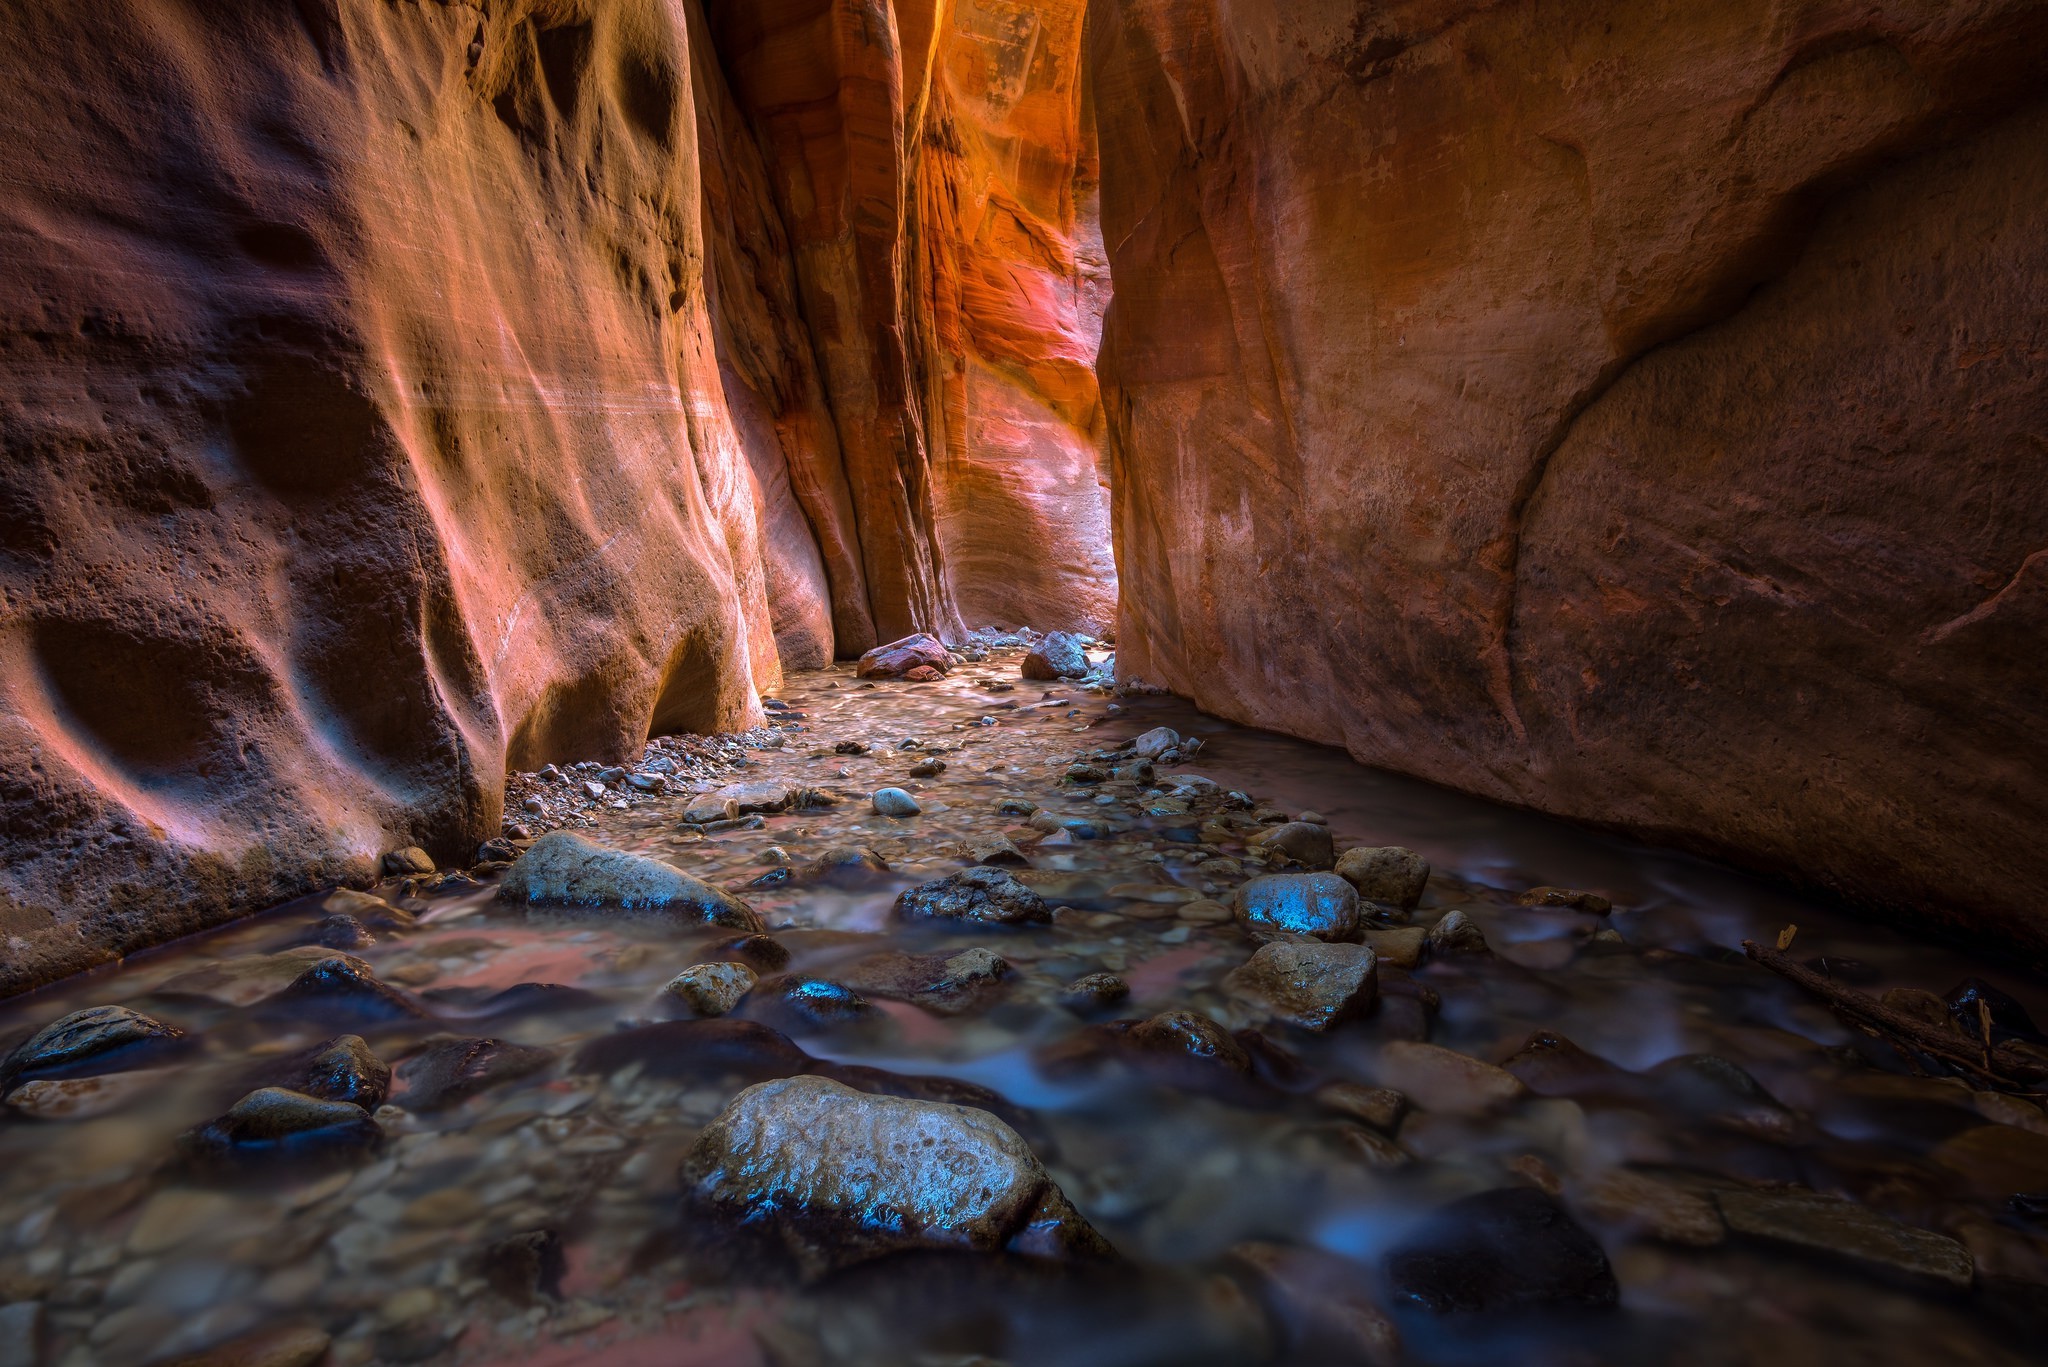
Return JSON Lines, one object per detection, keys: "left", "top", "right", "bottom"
{"left": 1714, "top": 1186, "right": 1972, "bottom": 1287}
{"left": 499, "top": 833, "right": 762, "bottom": 930}
{"left": 1932, "top": 1124, "right": 2048, "bottom": 1197}
{"left": 157, "top": 947, "right": 372, "bottom": 1007}
{"left": 714, "top": 781, "right": 793, "bottom": 814}
{"left": 275, "top": 956, "right": 428, "bottom": 1022}
{"left": 1021, "top": 632, "right": 1090, "bottom": 680}
{"left": 0, "top": 1005, "right": 183, "bottom": 1094}
{"left": 1226, "top": 942, "right": 1379, "bottom": 1033}
{"left": 683, "top": 794, "right": 741, "bottom": 825}
{"left": 965, "top": 833, "right": 1029, "bottom": 866}
{"left": 667, "top": 962, "right": 758, "bottom": 1017}
{"left": 1649, "top": 1054, "right": 1798, "bottom": 1141}
{"left": 839, "top": 949, "right": 1013, "bottom": 1017}
{"left": 1127, "top": 1010, "right": 1253, "bottom": 1078}
{"left": 1385, "top": 1187, "right": 1618, "bottom": 1313}
{"left": 482, "top": 1229, "right": 565, "bottom": 1305}
{"left": 155, "top": 1324, "right": 332, "bottom": 1367}
{"left": 895, "top": 867, "right": 1053, "bottom": 926}
{"left": 395, "top": 1037, "right": 552, "bottom": 1111}
{"left": 679, "top": 1075, "right": 1110, "bottom": 1277}
{"left": 5, "top": 1070, "right": 163, "bottom": 1121}
{"left": 798, "top": 847, "right": 891, "bottom": 887}
{"left": 278, "top": 1035, "right": 390, "bottom": 1110}
{"left": 382, "top": 847, "right": 436, "bottom": 877}
{"left": 1334, "top": 847, "right": 1430, "bottom": 909}
{"left": 1376, "top": 1042, "right": 1527, "bottom": 1115}
{"left": 857, "top": 633, "right": 954, "bottom": 680}
{"left": 1131, "top": 727, "right": 1181, "bottom": 760}
{"left": 1246, "top": 822, "right": 1336, "bottom": 870}
{"left": 1061, "top": 973, "right": 1130, "bottom": 1008}
{"left": 1234, "top": 873, "right": 1361, "bottom": 942}
{"left": 179, "top": 1088, "right": 382, "bottom": 1170}
{"left": 573, "top": 1019, "right": 812, "bottom": 1086}
{"left": 1945, "top": 977, "right": 2043, "bottom": 1043}
{"left": 871, "top": 787, "right": 922, "bottom": 817}
{"left": 746, "top": 976, "right": 877, "bottom": 1032}
{"left": 1578, "top": 1171, "right": 1725, "bottom": 1247}
{"left": 1425, "top": 910, "right": 1489, "bottom": 956}
{"left": 1499, "top": 1031, "right": 1639, "bottom": 1099}
{"left": 1362, "top": 926, "right": 1427, "bottom": 970}
{"left": 1313, "top": 1082, "right": 1408, "bottom": 1134}
{"left": 709, "top": 934, "right": 794, "bottom": 972}
{"left": 310, "top": 914, "right": 376, "bottom": 951}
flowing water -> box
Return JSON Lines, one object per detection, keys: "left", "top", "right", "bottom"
{"left": 2, "top": 647, "right": 2046, "bottom": 1366}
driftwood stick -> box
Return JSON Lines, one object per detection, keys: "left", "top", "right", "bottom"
{"left": 1742, "top": 940, "right": 2048, "bottom": 1092}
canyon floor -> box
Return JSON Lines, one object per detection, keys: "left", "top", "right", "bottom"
{"left": 1, "top": 642, "right": 2046, "bottom": 1366}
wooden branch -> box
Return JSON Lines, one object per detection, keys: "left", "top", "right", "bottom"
{"left": 1742, "top": 940, "right": 2048, "bottom": 1092}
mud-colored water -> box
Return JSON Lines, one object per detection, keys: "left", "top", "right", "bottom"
{"left": 2, "top": 648, "right": 2046, "bottom": 1366}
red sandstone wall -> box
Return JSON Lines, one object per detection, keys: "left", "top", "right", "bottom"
{"left": 1091, "top": 0, "right": 2048, "bottom": 951}
{"left": 0, "top": 0, "right": 806, "bottom": 991}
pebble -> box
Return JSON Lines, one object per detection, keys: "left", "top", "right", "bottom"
{"left": 666, "top": 962, "right": 758, "bottom": 1017}
{"left": 871, "top": 788, "right": 922, "bottom": 817}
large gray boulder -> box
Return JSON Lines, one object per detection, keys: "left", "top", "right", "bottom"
{"left": 499, "top": 833, "right": 761, "bottom": 930}
{"left": 680, "top": 1076, "right": 1110, "bottom": 1277}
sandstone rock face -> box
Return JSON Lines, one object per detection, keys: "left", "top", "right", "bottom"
{"left": 1092, "top": 0, "right": 2048, "bottom": 954}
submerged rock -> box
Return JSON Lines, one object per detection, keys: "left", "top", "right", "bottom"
{"left": 966, "top": 833, "right": 1029, "bottom": 866}
{"left": 1225, "top": 942, "right": 1379, "bottom": 1033}
{"left": 1061, "top": 973, "right": 1131, "bottom": 1009}
{"left": 667, "top": 962, "right": 758, "bottom": 1017}
{"left": 1714, "top": 1186, "right": 1972, "bottom": 1287}
{"left": 1362, "top": 926, "right": 1427, "bottom": 970}
{"left": 839, "top": 948, "right": 1014, "bottom": 1016}
{"left": 275, "top": 956, "right": 428, "bottom": 1022}
{"left": 572, "top": 1019, "right": 811, "bottom": 1086}
{"left": 179, "top": 1087, "right": 382, "bottom": 1171}
{"left": 395, "top": 1037, "right": 552, "bottom": 1111}
{"left": 157, "top": 947, "right": 374, "bottom": 1007}
{"left": 745, "top": 976, "right": 878, "bottom": 1033}
{"left": 0, "top": 1005, "right": 183, "bottom": 1094}
{"left": 1230, "top": 1241, "right": 1401, "bottom": 1366}
{"left": 895, "top": 867, "right": 1053, "bottom": 926}
{"left": 499, "top": 832, "right": 762, "bottom": 930}
{"left": 798, "top": 846, "right": 892, "bottom": 887}
{"left": 1376, "top": 1042, "right": 1526, "bottom": 1115}
{"left": 310, "top": 914, "right": 376, "bottom": 950}
{"left": 277, "top": 1035, "right": 390, "bottom": 1110}
{"left": 1425, "top": 910, "right": 1489, "bottom": 956}
{"left": 1334, "top": 847, "right": 1430, "bottom": 909}
{"left": 382, "top": 847, "right": 437, "bottom": 877}
{"left": 1578, "top": 1171, "right": 1725, "bottom": 1247}
{"left": 679, "top": 1075, "right": 1109, "bottom": 1277}
{"left": 1517, "top": 886, "right": 1614, "bottom": 914}
{"left": 1385, "top": 1187, "right": 1618, "bottom": 1313}
{"left": 1021, "top": 632, "right": 1090, "bottom": 681}
{"left": 1234, "top": 873, "right": 1361, "bottom": 942}
{"left": 1246, "top": 822, "right": 1336, "bottom": 870}
{"left": 482, "top": 1229, "right": 566, "bottom": 1305}
{"left": 1127, "top": 1010, "right": 1254, "bottom": 1078}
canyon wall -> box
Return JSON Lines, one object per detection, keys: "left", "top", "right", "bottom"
{"left": 1093, "top": 1, "right": 2048, "bottom": 952}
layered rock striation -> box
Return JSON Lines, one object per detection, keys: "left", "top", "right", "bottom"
{"left": 1092, "top": 0, "right": 2048, "bottom": 953}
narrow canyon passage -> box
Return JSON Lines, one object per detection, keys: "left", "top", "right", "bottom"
{"left": 0, "top": 1, "right": 2044, "bottom": 1364}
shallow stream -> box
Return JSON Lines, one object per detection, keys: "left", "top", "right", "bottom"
{"left": 2, "top": 649, "right": 2046, "bottom": 1366}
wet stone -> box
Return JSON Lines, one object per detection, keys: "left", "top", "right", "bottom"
{"left": 1384, "top": 1186, "right": 1619, "bottom": 1314}
{"left": 1225, "top": 942, "right": 1378, "bottom": 1033}
{"left": 1579, "top": 1171, "right": 1725, "bottom": 1247}
{"left": 1714, "top": 1187, "right": 1973, "bottom": 1287}
{"left": 1499, "top": 1031, "right": 1639, "bottom": 1098}
{"left": 666, "top": 962, "right": 758, "bottom": 1017}
{"left": 895, "top": 867, "right": 1053, "bottom": 926}
{"left": 1245, "top": 822, "right": 1335, "bottom": 870}
{"left": 716, "top": 781, "right": 793, "bottom": 814}
{"left": 1945, "top": 977, "right": 2042, "bottom": 1043}
{"left": 1426, "top": 909, "right": 1489, "bottom": 956}
{"left": 1234, "top": 873, "right": 1361, "bottom": 942}
{"left": 382, "top": 847, "right": 437, "bottom": 877}
{"left": 710, "top": 933, "right": 793, "bottom": 972}
{"left": 683, "top": 795, "right": 741, "bottom": 825}
{"left": 1334, "top": 846, "right": 1430, "bottom": 909}
{"left": 1061, "top": 973, "right": 1130, "bottom": 1009}
{"left": 275, "top": 956, "right": 427, "bottom": 1022}
{"left": 839, "top": 949, "right": 1013, "bottom": 1017}
{"left": 679, "top": 1075, "right": 1109, "bottom": 1278}
{"left": 1361, "top": 926, "right": 1427, "bottom": 970}
{"left": 1131, "top": 727, "right": 1181, "bottom": 760}
{"left": 275, "top": 1034, "right": 390, "bottom": 1110}
{"left": 395, "top": 1036, "right": 552, "bottom": 1111}
{"left": 0, "top": 1006, "right": 183, "bottom": 1094}
{"left": 746, "top": 976, "right": 877, "bottom": 1032}
{"left": 179, "top": 1088, "right": 382, "bottom": 1171}
{"left": 499, "top": 832, "right": 762, "bottom": 931}
{"left": 1230, "top": 1241, "right": 1401, "bottom": 1366}
{"left": 1313, "top": 1082, "right": 1408, "bottom": 1134}
{"left": 310, "top": 914, "right": 375, "bottom": 950}
{"left": 1021, "top": 632, "right": 1090, "bottom": 681}
{"left": 871, "top": 787, "right": 922, "bottom": 817}
{"left": 965, "top": 833, "right": 1028, "bottom": 866}
{"left": 5, "top": 1070, "right": 161, "bottom": 1121}
{"left": 1127, "top": 1010, "right": 1254, "bottom": 1078}
{"left": 572, "top": 1018, "right": 811, "bottom": 1085}
{"left": 798, "top": 846, "right": 891, "bottom": 887}
{"left": 858, "top": 632, "right": 953, "bottom": 680}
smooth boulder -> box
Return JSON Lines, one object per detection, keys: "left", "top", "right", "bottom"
{"left": 499, "top": 833, "right": 762, "bottom": 930}
{"left": 0, "top": 1006, "right": 183, "bottom": 1094}
{"left": 667, "top": 962, "right": 758, "bottom": 1017}
{"left": 858, "top": 634, "right": 953, "bottom": 680}
{"left": 679, "top": 1075, "right": 1110, "bottom": 1277}
{"left": 1021, "top": 632, "right": 1091, "bottom": 680}
{"left": 1234, "top": 873, "right": 1361, "bottom": 942}
{"left": 871, "top": 788, "right": 922, "bottom": 818}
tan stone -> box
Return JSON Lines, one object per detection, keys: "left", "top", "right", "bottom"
{"left": 1375, "top": 1042, "right": 1527, "bottom": 1116}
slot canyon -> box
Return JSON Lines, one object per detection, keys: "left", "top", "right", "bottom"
{"left": 0, "top": 1, "right": 2042, "bottom": 1364}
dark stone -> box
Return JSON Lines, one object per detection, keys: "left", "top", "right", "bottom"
{"left": 748, "top": 867, "right": 794, "bottom": 889}
{"left": 1649, "top": 1054, "right": 1799, "bottom": 1141}
{"left": 837, "top": 948, "right": 1014, "bottom": 1017}
{"left": 1022, "top": 632, "right": 1090, "bottom": 681}
{"left": 1499, "top": 1031, "right": 1640, "bottom": 1099}
{"left": 1945, "top": 977, "right": 2044, "bottom": 1044}
{"left": 571, "top": 1018, "right": 811, "bottom": 1085}
{"left": 799, "top": 846, "right": 892, "bottom": 887}
{"left": 395, "top": 1036, "right": 552, "bottom": 1111}
{"left": 1384, "top": 1187, "right": 1618, "bottom": 1313}
{"left": 424, "top": 981, "right": 608, "bottom": 1020}
{"left": 0, "top": 1006, "right": 185, "bottom": 1094}
{"left": 895, "top": 867, "right": 1053, "bottom": 926}
{"left": 178, "top": 1087, "right": 383, "bottom": 1171}
{"left": 477, "top": 837, "right": 522, "bottom": 864}
{"left": 481, "top": 1229, "right": 565, "bottom": 1305}
{"left": 275, "top": 1034, "right": 390, "bottom": 1110}
{"left": 745, "top": 975, "right": 877, "bottom": 1033}
{"left": 1515, "top": 887, "right": 1613, "bottom": 914}
{"left": 710, "top": 934, "right": 793, "bottom": 972}
{"left": 1060, "top": 973, "right": 1130, "bottom": 1009}
{"left": 1127, "top": 1011, "right": 1253, "bottom": 1078}
{"left": 1246, "top": 822, "right": 1336, "bottom": 870}
{"left": 274, "top": 956, "right": 428, "bottom": 1023}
